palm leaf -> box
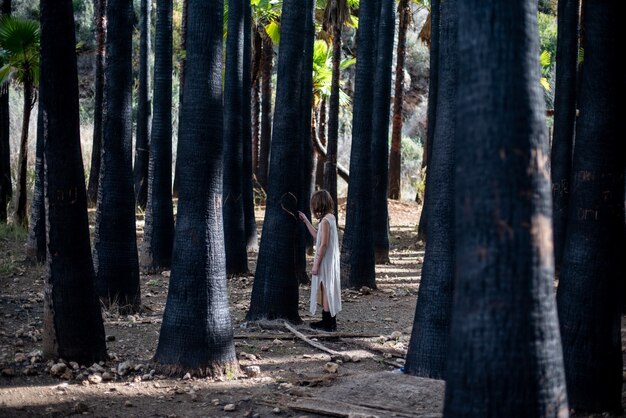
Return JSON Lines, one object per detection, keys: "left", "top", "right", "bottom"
{"left": 265, "top": 20, "right": 280, "bottom": 45}
{"left": 0, "top": 16, "right": 40, "bottom": 57}
{"left": 539, "top": 50, "right": 551, "bottom": 68}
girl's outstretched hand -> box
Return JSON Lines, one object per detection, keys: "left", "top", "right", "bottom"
{"left": 298, "top": 211, "right": 308, "bottom": 223}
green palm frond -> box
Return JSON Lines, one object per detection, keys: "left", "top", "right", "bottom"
{"left": 265, "top": 20, "right": 280, "bottom": 45}
{"left": 539, "top": 50, "right": 551, "bottom": 68}
{"left": 0, "top": 15, "right": 40, "bottom": 87}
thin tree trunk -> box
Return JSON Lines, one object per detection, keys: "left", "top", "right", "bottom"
{"left": 133, "top": 0, "right": 152, "bottom": 210}
{"left": 556, "top": 0, "right": 625, "bottom": 413}
{"left": 551, "top": 0, "right": 579, "bottom": 275}
{"left": 315, "top": 97, "right": 326, "bottom": 190}
{"left": 87, "top": 0, "right": 106, "bottom": 208}
{"left": 323, "top": 23, "right": 341, "bottom": 220}
{"left": 172, "top": 0, "right": 187, "bottom": 198}
{"left": 0, "top": 0, "right": 11, "bottom": 223}
{"left": 443, "top": 0, "right": 568, "bottom": 414}
{"left": 340, "top": 0, "right": 381, "bottom": 289}
{"left": 251, "top": 29, "right": 262, "bottom": 178}
{"left": 142, "top": 0, "right": 174, "bottom": 271}
{"left": 26, "top": 108, "right": 45, "bottom": 262}
{"left": 40, "top": 0, "right": 107, "bottom": 365}
{"left": 257, "top": 34, "right": 273, "bottom": 192}
{"left": 13, "top": 77, "right": 32, "bottom": 227}
{"left": 388, "top": 0, "right": 409, "bottom": 201}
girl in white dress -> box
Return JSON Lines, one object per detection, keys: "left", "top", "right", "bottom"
{"left": 298, "top": 190, "right": 341, "bottom": 331}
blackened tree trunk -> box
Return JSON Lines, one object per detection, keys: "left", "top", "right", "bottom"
{"left": 371, "top": 0, "right": 394, "bottom": 265}
{"left": 13, "top": 75, "right": 33, "bottom": 227}
{"left": 556, "top": 0, "right": 625, "bottom": 413}
{"left": 443, "top": 0, "right": 568, "bottom": 415}
{"left": 142, "top": 0, "right": 174, "bottom": 272}
{"left": 172, "top": 0, "right": 187, "bottom": 199}
{"left": 223, "top": 0, "right": 249, "bottom": 275}
{"left": 246, "top": 0, "right": 308, "bottom": 323}
{"left": 94, "top": 0, "right": 140, "bottom": 311}
{"left": 340, "top": 0, "right": 380, "bottom": 289}
{"left": 154, "top": 0, "right": 240, "bottom": 378}
{"left": 296, "top": 0, "right": 316, "bottom": 284}
{"left": 416, "top": 0, "right": 440, "bottom": 242}
{"left": 0, "top": 0, "right": 11, "bottom": 223}
{"left": 550, "top": 0, "right": 579, "bottom": 274}
{"left": 257, "top": 34, "right": 273, "bottom": 192}
{"left": 40, "top": 0, "right": 107, "bottom": 364}
{"left": 26, "top": 109, "right": 45, "bottom": 262}
{"left": 87, "top": 0, "right": 106, "bottom": 207}
{"left": 242, "top": 3, "right": 258, "bottom": 251}
{"left": 404, "top": 0, "right": 456, "bottom": 380}
{"left": 133, "top": 0, "right": 152, "bottom": 210}
{"left": 388, "top": 0, "right": 409, "bottom": 201}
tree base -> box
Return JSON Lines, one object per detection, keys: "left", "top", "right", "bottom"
{"left": 152, "top": 359, "right": 241, "bottom": 380}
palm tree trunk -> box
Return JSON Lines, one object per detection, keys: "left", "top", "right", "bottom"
{"left": 371, "top": 0, "right": 394, "bottom": 265}
{"left": 443, "top": 0, "right": 568, "bottom": 414}
{"left": 94, "top": 0, "right": 140, "bottom": 311}
{"left": 556, "top": 1, "right": 624, "bottom": 413}
{"left": 388, "top": 0, "right": 409, "bottom": 201}
{"left": 315, "top": 97, "right": 326, "bottom": 190}
{"left": 172, "top": 0, "right": 187, "bottom": 199}
{"left": 223, "top": 0, "right": 249, "bottom": 275}
{"left": 257, "top": 34, "right": 273, "bottom": 192}
{"left": 87, "top": 0, "right": 106, "bottom": 208}
{"left": 133, "top": 0, "right": 152, "bottom": 210}
{"left": 550, "top": 0, "right": 579, "bottom": 275}
{"left": 251, "top": 29, "right": 262, "bottom": 179}
{"left": 246, "top": 0, "right": 309, "bottom": 323}
{"left": 26, "top": 109, "right": 45, "bottom": 262}
{"left": 0, "top": 0, "right": 11, "bottom": 223}
{"left": 323, "top": 23, "right": 341, "bottom": 219}
{"left": 142, "top": 0, "right": 174, "bottom": 272}
{"left": 154, "top": 0, "right": 239, "bottom": 378}
{"left": 40, "top": 0, "right": 107, "bottom": 364}
{"left": 13, "top": 76, "right": 32, "bottom": 227}
{"left": 340, "top": 0, "right": 380, "bottom": 289}
{"left": 404, "top": 0, "right": 455, "bottom": 380}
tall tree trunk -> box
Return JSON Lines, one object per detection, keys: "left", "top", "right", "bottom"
{"left": 257, "top": 34, "right": 273, "bottom": 192}
{"left": 443, "top": 0, "right": 568, "bottom": 415}
{"left": 340, "top": 0, "right": 380, "bottom": 289}
{"left": 387, "top": 0, "right": 409, "bottom": 201}
{"left": 94, "top": 0, "right": 141, "bottom": 311}
{"left": 223, "top": 0, "right": 249, "bottom": 275}
{"left": 26, "top": 109, "right": 45, "bottom": 262}
{"left": 87, "top": 0, "right": 106, "bottom": 208}
{"left": 551, "top": 0, "right": 579, "bottom": 275}
{"left": 242, "top": 3, "right": 258, "bottom": 251}
{"left": 40, "top": 0, "right": 107, "bottom": 364}
{"left": 246, "top": 0, "right": 308, "bottom": 323}
{"left": 556, "top": 0, "right": 625, "bottom": 413}
{"left": 416, "top": 0, "right": 440, "bottom": 242}
{"left": 323, "top": 23, "right": 341, "bottom": 219}
{"left": 251, "top": 29, "right": 262, "bottom": 179}
{"left": 13, "top": 76, "right": 33, "bottom": 227}
{"left": 154, "top": 0, "right": 240, "bottom": 378}
{"left": 0, "top": 0, "right": 11, "bottom": 223}
{"left": 142, "top": 0, "right": 174, "bottom": 272}
{"left": 404, "top": 0, "right": 456, "bottom": 380}
{"left": 371, "top": 0, "right": 394, "bottom": 265}
{"left": 296, "top": 0, "right": 316, "bottom": 284}
{"left": 133, "top": 0, "right": 152, "bottom": 210}
{"left": 172, "top": 0, "right": 187, "bottom": 198}
{"left": 315, "top": 97, "right": 326, "bottom": 190}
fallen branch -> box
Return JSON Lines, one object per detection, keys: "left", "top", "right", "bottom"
{"left": 283, "top": 321, "right": 342, "bottom": 357}
{"left": 234, "top": 332, "right": 379, "bottom": 340}
{"left": 312, "top": 136, "right": 350, "bottom": 183}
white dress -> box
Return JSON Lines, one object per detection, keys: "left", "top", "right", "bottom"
{"left": 309, "top": 214, "right": 342, "bottom": 317}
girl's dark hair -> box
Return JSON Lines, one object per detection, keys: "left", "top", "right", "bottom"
{"left": 310, "top": 190, "right": 334, "bottom": 220}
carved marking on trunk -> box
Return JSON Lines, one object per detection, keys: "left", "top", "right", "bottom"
{"left": 531, "top": 215, "right": 553, "bottom": 269}
{"left": 577, "top": 208, "right": 598, "bottom": 221}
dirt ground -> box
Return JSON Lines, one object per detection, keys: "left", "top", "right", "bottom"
{"left": 0, "top": 200, "right": 623, "bottom": 417}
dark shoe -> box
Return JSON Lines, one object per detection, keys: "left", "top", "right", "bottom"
{"left": 329, "top": 314, "right": 337, "bottom": 332}
{"left": 310, "top": 314, "right": 326, "bottom": 330}
{"left": 311, "top": 311, "right": 336, "bottom": 332}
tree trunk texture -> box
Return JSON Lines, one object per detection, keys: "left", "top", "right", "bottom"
{"left": 154, "top": 0, "right": 240, "bottom": 378}
{"left": 93, "top": 0, "right": 141, "bottom": 311}
{"left": 251, "top": 30, "right": 262, "bottom": 178}
{"left": 387, "top": 0, "right": 409, "bottom": 201}
{"left": 26, "top": 109, "right": 45, "bottom": 262}
{"left": 133, "top": 0, "right": 152, "bottom": 210}
{"left": 257, "top": 34, "right": 273, "bottom": 192}
{"left": 556, "top": 0, "right": 625, "bottom": 413}
{"left": 142, "top": 0, "right": 174, "bottom": 272}
{"left": 371, "top": 0, "right": 394, "bottom": 265}
{"left": 13, "top": 77, "right": 32, "bottom": 227}
{"left": 404, "top": 0, "right": 456, "bottom": 380}
{"left": 223, "top": 0, "right": 249, "bottom": 275}
{"left": 172, "top": 0, "right": 187, "bottom": 199}
{"left": 246, "top": 0, "right": 309, "bottom": 323}
{"left": 550, "top": 0, "right": 579, "bottom": 275}
{"left": 242, "top": 3, "right": 258, "bottom": 252}
{"left": 443, "top": 1, "right": 569, "bottom": 415}
{"left": 0, "top": 0, "right": 11, "bottom": 223}
{"left": 315, "top": 98, "right": 326, "bottom": 190}
{"left": 340, "top": 0, "right": 380, "bottom": 289}
{"left": 87, "top": 0, "right": 106, "bottom": 208}
{"left": 296, "top": 0, "right": 316, "bottom": 285}
{"left": 416, "top": 0, "right": 440, "bottom": 242}
{"left": 40, "top": 0, "right": 107, "bottom": 364}
{"left": 323, "top": 23, "right": 341, "bottom": 220}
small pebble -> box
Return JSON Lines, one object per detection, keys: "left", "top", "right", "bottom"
{"left": 224, "top": 403, "right": 236, "bottom": 412}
